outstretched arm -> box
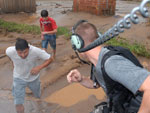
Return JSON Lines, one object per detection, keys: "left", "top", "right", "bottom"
{"left": 30, "top": 57, "right": 54, "bottom": 75}
{"left": 67, "top": 69, "right": 100, "bottom": 89}
{"left": 138, "top": 75, "right": 150, "bottom": 113}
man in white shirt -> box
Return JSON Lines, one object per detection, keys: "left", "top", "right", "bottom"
{"left": 6, "top": 38, "right": 53, "bottom": 113}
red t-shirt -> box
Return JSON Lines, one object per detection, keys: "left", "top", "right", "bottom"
{"left": 40, "top": 17, "right": 57, "bottom": 31}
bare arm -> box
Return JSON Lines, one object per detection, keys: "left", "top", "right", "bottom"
{"left": 40, "top": 26, "right": 44, "bottom": 32}
{"left": 31, "top": 57, "right": 54, "bottom": 75}
{"left": 67, "top": 69, "right": 100, "bottom": 89}
{"left": 40, "top": 19, "right": 44, "bottom": 32}
{"left": 138, "top": 75, "right": 150, "bottom": 113}
{"left": 80, "top": 76, "right": 100, "bottom": 89}
{"left": 40, "top": 24, "right": 45, "bottom": 40}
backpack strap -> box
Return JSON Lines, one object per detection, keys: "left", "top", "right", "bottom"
{"left": 101, "top": 46, "right": 143, "bottom": 113}
{"left": 101, "top": 46, "right": 126, "bottom": 94}
{"left": 101, "top": 45, "right": 143, "bottom": 94}
{"left": 104, "top": 46, "right": 143, "bottom": 68}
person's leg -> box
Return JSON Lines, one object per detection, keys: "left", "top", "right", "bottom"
{"left": 42, "top": 35, "right": 49, "bottom": 51}
{"left": 12, "top": 78, "right": 27, "bottom": 113}
{"left": 49, "top": 34, "right": 56, "bottom": 59}
{"left": 53, "top": 49, "right": 56, "bottom": 59}
{"left": 16, "top": 105, "right": 24, "bottom": 113}
{"left": 28, "top": 77, "right": 41, "bottom": 98}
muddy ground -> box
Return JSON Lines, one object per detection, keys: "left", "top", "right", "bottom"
{"left": 0, "top": 0, "right": 150, "bottom": 113}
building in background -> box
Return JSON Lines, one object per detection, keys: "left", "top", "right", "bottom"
{"left": 0, "top": 0, "right": 36, "bottom": 13}
{"left": 73, "top": 0, "right": 116, "bottom": 16}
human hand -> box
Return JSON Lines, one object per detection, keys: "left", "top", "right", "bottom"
{"left": 42, "top": 32, "right": 47, "bottom": 35}
{"left": 30, "top": 66, "right": 40, "bottom": 75}
{"left": 41, "top": 34, "right": 44, "bottom": 40}
{"left": 67, "top": 69, "right": 82, "bottom": 83}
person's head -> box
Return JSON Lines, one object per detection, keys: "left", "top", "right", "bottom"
{"left": 15, "top": 38, "right": 29, "bottom": 59}
{"left": 41, "top": 10, "right": 49, "bottom": 20}
{"left": 71, "top": 21, "right": 100, "bottom": 63}
{"left": 75, "top": 22, "right": 99, "bottom": 48}
{"left": 71, "top": 20, "right": 99, "bottom": 52}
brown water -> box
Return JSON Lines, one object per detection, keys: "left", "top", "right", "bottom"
{"left": 44, "top": 83, "right": 105, "bottom": 107}
{"left": 0, "top": 0, "right": 150, "bottom": 113}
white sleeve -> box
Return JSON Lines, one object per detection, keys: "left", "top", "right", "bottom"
{"left": 34, "top": 47, "right": 51, "bottom": 60}
{"left": 5, "top": 47, "right": 14, "bottom": 58}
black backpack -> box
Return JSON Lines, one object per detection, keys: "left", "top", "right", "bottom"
{"left": 91, "top": 46, "right": 143, "bottom": 113}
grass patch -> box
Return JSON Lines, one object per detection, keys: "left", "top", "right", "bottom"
{"left": 0, "top": 19, "right": 71, "bottom": 37}
{"left": 0, "top": 19, "right": 149, "bottom": 58}
{"left": 0, "top": 19, "right": 40, "bottom": 34}
{"left": 57, "top": 27, "right": 71, "bottom": 38}
{"left": 106, "top": 36, "right": 150, "bottom": 58}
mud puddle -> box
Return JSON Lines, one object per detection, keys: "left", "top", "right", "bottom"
{"left": 0, "top": 89, "right": 58, "bottom": 113}
{"left": 41, "top": 64, "right": 105, "bottom": 113}
{"left": 0, "top": 64, "right": 105, "bottom": 113}
{"left": 0, "top": 0, "right": 150, "bottom": 113}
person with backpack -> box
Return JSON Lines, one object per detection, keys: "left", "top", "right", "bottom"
{"left": 67, "top": 20, "right": 150, "bottom": 113}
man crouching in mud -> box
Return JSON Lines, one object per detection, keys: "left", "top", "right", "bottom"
{"left": 67, "top": 20, "right": 150, "bottom": 113}
{"left": 6, "top": 38, "right": 53, "bottom": 113}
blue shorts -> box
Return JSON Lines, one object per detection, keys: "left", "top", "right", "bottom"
{"left": 12, "top": 77, "right": 41, "bottom": 105}
{"left": 42, "top": 34, "right": 56, "bottom": 50}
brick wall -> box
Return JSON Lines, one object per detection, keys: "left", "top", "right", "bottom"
{"left": 73, "top": 0, "right": 116, "bottom": 16}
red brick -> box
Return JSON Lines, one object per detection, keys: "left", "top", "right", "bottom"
{"left": 73, "top": 0, "right": 116, "bottom": 15}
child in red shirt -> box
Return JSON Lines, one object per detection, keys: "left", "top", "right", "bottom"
{"left": 40, "top": 10, "right": 57, "bottom": 59}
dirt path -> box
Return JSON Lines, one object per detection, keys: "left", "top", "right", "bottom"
{"left": 0, "top": 32, "right": 105, "bottom": 113}
{"left": 0, "top": 0, "right": 150, "bottom": 113}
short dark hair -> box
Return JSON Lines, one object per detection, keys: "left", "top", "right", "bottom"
{"left": 41, "top": 10, "right": 48, "bottom": 17}
{"left": 15, "top": 38, "right": 29, "bottom": 51}
{"left": 75, "top": 23, "right": 99, "bottom": 47}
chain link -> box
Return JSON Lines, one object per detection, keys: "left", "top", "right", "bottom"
{"left": 102, "top": 0, "right": 150, "bottom": 42}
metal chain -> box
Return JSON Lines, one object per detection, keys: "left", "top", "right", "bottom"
{"left": 101, "top": 0, "right": 150, "bottom": 42}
